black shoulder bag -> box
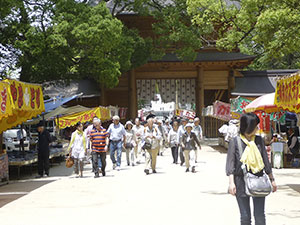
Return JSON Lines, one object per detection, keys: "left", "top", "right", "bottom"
{"left": 237, "top": 136, "right": 272, "bottom": 197}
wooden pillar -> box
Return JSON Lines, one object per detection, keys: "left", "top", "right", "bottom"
{"left": 196, "top": 66, "right": 205, "bottom": 130}
{"left": 129, "top": 69, "right": 137, "bottom": 119}
{"left": 100, "top": 83, "right": 106, "bottom": 106}
{"left": 228, "top": 70, "right": 235, "bottom": 100}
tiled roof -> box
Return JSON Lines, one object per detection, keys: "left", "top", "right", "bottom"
{"left": 231, "top": 70, "right": 299, "bottom": 96}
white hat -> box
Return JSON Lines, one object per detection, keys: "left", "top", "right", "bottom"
{"left": 93, "top": 117, "right": 101, "bottom": 123}
{"left": 157, "top": 119, "right": 163, "bottom": 124}
{"left": 125, "top": 121, "right": 133, "bottom": 128}
{"left": 185, "top": 123, "right": 194, "bottom": 129}
{"left": 112, "top": 115, "right": 120, "bottom": 121}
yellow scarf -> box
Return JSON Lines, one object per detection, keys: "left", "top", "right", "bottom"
{"left": 67, "top": 130, "right": 86, "bottom": 152}
{"left": 240, "top": 134, "right": 265, "bottom": 174}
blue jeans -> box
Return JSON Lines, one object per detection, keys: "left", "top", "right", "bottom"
{"left": 110, "top": 140, "right": 122, "bottom": 167}
{"left": 236, "top": 196, "right": 266, "bottom": 225}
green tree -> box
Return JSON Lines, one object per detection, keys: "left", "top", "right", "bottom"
{"left": 187, "top": 0, "right": 300, "bottom": 69}
{"left": 0, "top": 0, "right": 152, "bottom": 87}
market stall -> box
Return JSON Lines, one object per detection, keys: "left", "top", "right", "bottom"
{"left": 0, "top": 79, "right": 45, "bottom": 183}
{"left": 274, "top": 72, "right": 300, "bottom": 167}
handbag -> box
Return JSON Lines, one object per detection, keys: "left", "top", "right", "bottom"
{"left": 125, "top": 143, "right": 133, "bottom": 149}
{"left": 142, "top": 141, "right": 152, "bottom": 150}
{"left": 65, "top": 156, "right": 74, "bottom": 168}
{"left": 237, "top": 136, "right": 272, "bottom": 197}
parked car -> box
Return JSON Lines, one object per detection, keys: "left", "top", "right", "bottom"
{"left": 3, "top": 128, "right": 30, "bottom": 151}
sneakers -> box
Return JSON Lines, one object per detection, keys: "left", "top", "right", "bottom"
{"left": 113, "top": 164, "right": 117, "bottom": 170}
{"left": 116, "top": 166, "right": 120, "bottom": 171}
{"left": 94, "top": 173, "right": 99, "bottom": 178}
{"left": 144, "top": 169, "right": 149, "bottom": 175}
{"left": 35, "top": 175, "right": 43, "bottom": 179}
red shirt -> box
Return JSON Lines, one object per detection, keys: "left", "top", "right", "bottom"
{"left": 90, "top": 127, "right": 109, "bottom": 152}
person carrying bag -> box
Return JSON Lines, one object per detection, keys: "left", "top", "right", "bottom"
{"left": 226, "top": 113, "right": 277, "bottom": 225}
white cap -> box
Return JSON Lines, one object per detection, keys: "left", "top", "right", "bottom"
{"left": 157, "top": 119, "right": 163, "bottom": 124}
{"left": 185, "top": 123, "right": 194, "bottom": 129}
{"left": 112, "top": 115, "right": 120, "bottom": 121}
{"left": 125, "top": 121, "right": 133, "bottom": 127}
{"left": 93, "top": 117, "right": 101, "bottom": 123}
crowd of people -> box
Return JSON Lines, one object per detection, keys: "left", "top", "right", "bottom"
{"left": 66, "top": 114, "right": 203, "bottom": 178}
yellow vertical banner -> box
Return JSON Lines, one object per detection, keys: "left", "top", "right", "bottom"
{"left": 275, "top": 73, "right": 300, "bottom": 112}
{"left": 99, "top": 106, "right": 111, "bottom": 121}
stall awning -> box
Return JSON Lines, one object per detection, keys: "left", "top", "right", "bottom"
{"left": 44, "top": 94, "right": 82, "bottom": 112}
{"left": 0, "top": 79, "right": 45, "bottom": 133}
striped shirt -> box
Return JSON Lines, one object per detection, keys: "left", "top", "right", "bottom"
{"left": 90, "top": 127, "right": 109, "bottom": 152}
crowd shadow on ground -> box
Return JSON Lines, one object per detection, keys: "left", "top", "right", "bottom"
{"left": 0, "top": 158, "right": 73, "bottom": 208}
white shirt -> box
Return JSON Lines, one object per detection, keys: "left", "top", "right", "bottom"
{"left": 125, "top": 129, "right": 136, "bottom": 146}
{"left": 177, "top": 125, "right": 186, "bottom": 143}
{"left": 193, "top": 125, "right": 203, "bottom": 140}
{"left": 107, "top": 123, "right": 126, "bottom": 141}
{"left": 142, "top": 126, "right": 161, "bottom": 149}
{"left": 133, "top": 124, "right": 144, "bottom": 140}
{"left": 69, "top": 131, "right": 86, "bottom": 154}
{"left": 168, "top": 128, "right": 179, "bottom": 147}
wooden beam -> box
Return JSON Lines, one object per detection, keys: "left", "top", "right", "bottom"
{"left": 135, "top": 71, "right": 197, "bottom": 79}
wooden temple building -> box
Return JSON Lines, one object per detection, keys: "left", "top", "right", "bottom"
{"left": 98, "top": 15, "right": 255, "bottom": 137}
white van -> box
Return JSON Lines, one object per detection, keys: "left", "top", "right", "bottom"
{"left": 3, "top": 129, "right": 30, "bottom": 151}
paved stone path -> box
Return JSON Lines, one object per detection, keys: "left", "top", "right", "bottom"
{"left": 0, "top": 145, "right": 299, "bottom": 225}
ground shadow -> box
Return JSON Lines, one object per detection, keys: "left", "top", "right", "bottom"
{"left": 0, "top": 180, "right": 53, "bottom": 208}
{"left": 209, "top": 145, "right": 228, "bottom": 154}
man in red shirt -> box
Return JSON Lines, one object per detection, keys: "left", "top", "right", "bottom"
{"left": 90, "top": 119, "right": 109, "bottom": 178}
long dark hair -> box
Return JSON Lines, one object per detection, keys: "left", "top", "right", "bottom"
{"left": 240, "top": 113, "right": 260, "bottom": 135}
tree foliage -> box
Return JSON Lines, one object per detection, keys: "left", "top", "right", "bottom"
{"left": 2, "top": 0, "right": 300, "bottom": 85}
{"left": 0, "top": 0, "right": 151, "bottom": 87}
{"left": 187, "top": 0, "right": 300, "bottom": 69}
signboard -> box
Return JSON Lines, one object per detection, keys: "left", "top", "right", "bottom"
{"left": 256, "top": 111, "right": 271, "bottom": 133}
{"left": 213, "top": 101, "right": 231, "bottom": 121}
{"left": 175, "top": 109, "right": 196, "bottom": 119}
{"left": 0, "top": 79, "right": 45, "bottom": 133}
{"left": 230, "top": 96, "right": 252, "bottom": 119}
{"left": 57, "top": 107, "right": 101, "bottom": 129}
{"left": 275, "top": 73, "right": 300, "bottom": 112}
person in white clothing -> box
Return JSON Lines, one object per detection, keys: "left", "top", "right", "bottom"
{"left": 178, "top": 118, "right": 189, "bottom": 166}
{"left": 142, "top": 117, "right": 161, "bottom": 175}
{"left": 193, "top": 117, "right": 203, "bottom": 163}
{"left": 67, "top": 122, "right": 87, "bottom": 177}
{"left": 124, "top": 121, "right": 137, "bottom": 166}
{"left": 132, "top": 118, "right": 144, "bottom": 163}
{"left": 168, "top": 121, "right": 179, "bottom": 164}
